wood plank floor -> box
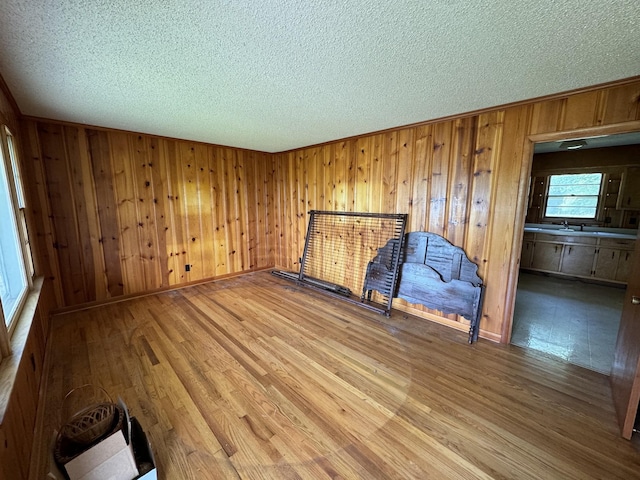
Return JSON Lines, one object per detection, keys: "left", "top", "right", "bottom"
{"left": 31, "top": 271, "right": 640, "bottom": 479}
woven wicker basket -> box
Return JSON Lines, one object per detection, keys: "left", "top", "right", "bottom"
{"left": 59, "top": 402, "right": 116, "bottom": 445}
{"left": 53, "top": 385, "right": 123, "bottom": 466}
{"left": 54, "top": 403, "right": 124, "bottom": 466}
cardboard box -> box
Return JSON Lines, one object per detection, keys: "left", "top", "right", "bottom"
{"left": 49, "top": 400, "right": 156, "bottom": 480}
{"left": 64, "top": 430, "right": 138, "bottom": 480}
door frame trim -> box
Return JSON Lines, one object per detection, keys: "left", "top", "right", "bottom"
{"left": 504, "top": 120, "right": 640, "bottom": 344}
{"left": 612, "top": 240, "right": 640, "bottom": 438}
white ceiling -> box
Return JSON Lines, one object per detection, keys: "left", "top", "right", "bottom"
{"left": 1, "top": 1, "right": 639, "bottom": 153}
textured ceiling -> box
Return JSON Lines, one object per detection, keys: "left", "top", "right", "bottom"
{"left": 1, "top": 1, "right": 639, "bottom": 153}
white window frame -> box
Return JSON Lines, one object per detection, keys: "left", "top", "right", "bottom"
{"left": 543, "top": 172, "right": 604, "bottom": 221}
{"left": 0, "top": 125, "right": 33, "bottom": 338}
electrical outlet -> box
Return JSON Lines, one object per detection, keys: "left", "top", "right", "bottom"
{"left": 185, "top": 264, "right": 191, "bottom": 272}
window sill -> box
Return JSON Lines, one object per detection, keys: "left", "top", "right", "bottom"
{"left": 0, "top": 276, "right": 44, "bottom": 423}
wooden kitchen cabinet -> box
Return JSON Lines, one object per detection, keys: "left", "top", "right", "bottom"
{"left": 521, "top": 233, "right": 535, "bottom": 268}
{"left": 531, "top": 242, "right": 562, "bottom": 271}
{"left": 525, "top": 177, "right": 545, "bottom": 224}
{"left": 599, "top": 238, "right": 636, "bottom": 283}
{"left": 618, "top": 166, "right": 640, "bottom": 210}
{"left": 521, "top": 232, "right": 636, "bottom": 285}
{"left": 616, "top": 249, "right": 635, "bottom": 282}
{"left": 560, "top": 244, "right": 597, "bottom": 276}
{"left": 594, "top": 248, "right": 619, "bottom": 280}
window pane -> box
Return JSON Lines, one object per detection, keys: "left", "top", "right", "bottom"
{"left": 0, "top": 147, "right": 28, "bottom": 327}
{"left": 548, "top": 184, "right": 601, "bottom": 195}
{"left": 5, "top": 128, "right": 34, "bottom": 278}
{"left": 546, "top": 206, "right": 597, "bottom": 218}
{"left": 549, "top": 173, "right": 602, "bottom": 186}
{"left": 547, "top": 196, "right": 599, "bottom": 207}
{"left": 545, "top": 173, "right": 602, "bottom": 219}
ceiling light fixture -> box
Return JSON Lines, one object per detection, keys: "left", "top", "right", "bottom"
{"left": 559, "top": 139, "right": 588, "bottom": 150}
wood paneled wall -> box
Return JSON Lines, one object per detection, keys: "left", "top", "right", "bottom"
{"left": 16, "top": 80, "right": 640, "bottom": 340}
{"left": 20, "top": 122, "right": 277, "bottom": 308}
{"left": 273, "top": 81, "right": 640, "bottom": 341}
{"left": 0, "top": 76, "right": 55, "bottom": 480}
{"left": 0, "top": 79, "right": 20, "bottom": 135}
{"left": 0, "top": 299, "right": 50, "bottom": 480}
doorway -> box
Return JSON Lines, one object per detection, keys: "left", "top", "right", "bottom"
{"left": 511, "top": 131, "right": 640, "bottom": 374}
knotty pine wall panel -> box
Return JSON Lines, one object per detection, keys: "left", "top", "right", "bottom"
{"left": 211, "top": 146, "right": 229, "bottom": 276}
{"left": 427, "top": 122, "right": 452, "bottom": 235}
{"left": 0, "top": 290, "right": 56, "bottom": 480}
{"left": 37, "top": 124, "right": 88, "bottom": 306}
{"left": 1, "top": 78, "right": 56, "bottom": 480}
{"left": 601, "top": 83, "right": 640, "bottom": 124}
{"left": 21, "top": 120, "right": 276, "bottom": 308}
{"left": 272, "top": 79, "right": 640, "bottom": 341}
{"left": 86, "top": 129, "right": 124, "bottom": 299}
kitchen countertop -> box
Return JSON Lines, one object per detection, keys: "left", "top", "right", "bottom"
{"left": 524, "top": 224, "right": 638, "bottom": 240}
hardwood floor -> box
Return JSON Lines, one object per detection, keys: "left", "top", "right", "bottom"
{"left": 31, "top": 271, "right": 640, "bottom": 479}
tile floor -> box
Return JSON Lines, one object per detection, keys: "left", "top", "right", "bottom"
{"left": 511, "top": 272, "right": 626, "bottom": 374}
